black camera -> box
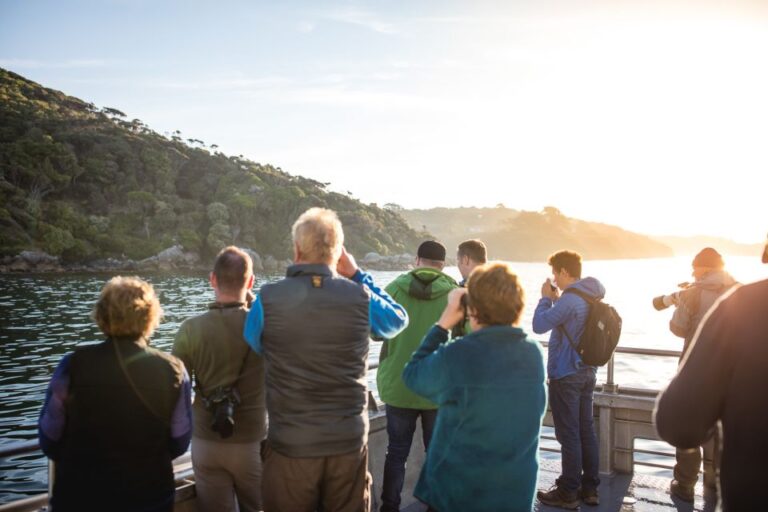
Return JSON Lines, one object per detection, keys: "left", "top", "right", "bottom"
{"left": 203, "top": 387, "right": 241, "bottom": 439}
{"left": 452, "top": 293, "right": 469, "bottom": 338}
{"left": 652, "top": 282, "right": 692, "bottom": 311}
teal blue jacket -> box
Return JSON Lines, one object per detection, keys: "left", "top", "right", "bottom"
{"left": 403, "top": 325, "right": 547, "bottom": 512}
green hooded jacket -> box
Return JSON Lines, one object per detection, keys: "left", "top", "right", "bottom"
{"left": 377, "top": 267, "right": 459, "bottom": 409}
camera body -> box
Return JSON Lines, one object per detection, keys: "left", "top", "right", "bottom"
{"left": 652, "top": 281, "right": 693, "bottom": 311}
{"left": 203, "top": 387, "right": 241, "bottom": 439}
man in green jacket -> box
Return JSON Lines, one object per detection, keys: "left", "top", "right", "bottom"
{"left": 377, "top": 240, "right": 459, "bottom": 512}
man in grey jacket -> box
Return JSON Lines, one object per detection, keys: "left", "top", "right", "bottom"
{"left": 243, "top": 207, "right": 408, "bottom": 512}
{"left": 667, "top": 247, "right": 737, "bottom": 502}
{"left": 656, "top": 238, "right": 768, "bottom": 511}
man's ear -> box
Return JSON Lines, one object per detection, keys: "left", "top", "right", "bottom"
{"left": 209, "top": 272, "right": 217, "bottom": 289}
{"left": 246, "top": 274, "right": 255, "bottom": 290}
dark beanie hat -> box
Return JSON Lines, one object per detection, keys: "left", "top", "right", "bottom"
{"left": 692, "top": 247, "right": 724, "bottom": 269}
{"left": 417, "top": 240, "right": 446, "bottom": 261}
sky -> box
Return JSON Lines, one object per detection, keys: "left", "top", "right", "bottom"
{"left": 1, "top": 0, "right": 767, "bottom": 243}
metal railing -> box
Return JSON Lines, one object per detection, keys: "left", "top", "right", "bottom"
{"left": 541, "top": 341, "right": 682, "bottom": 393}
{"left": 0, "top": 343, "right": 686, "bottom": 510}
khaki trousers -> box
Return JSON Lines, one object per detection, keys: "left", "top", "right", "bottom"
{"left": 191, "top": 436, "right": 263, "bottom": 512}
{"left": 674, "top": 435, "right": 718, "bottom": 490}
{"left": 261, "top": 443, "right": 371, "bottom": 512}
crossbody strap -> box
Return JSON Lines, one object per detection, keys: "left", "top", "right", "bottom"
{"left": 556, "top": 288, "right": 594, "bottom": 351}
{"left": 195, "top": 301, "right": 251, "bottom": 400}
{"left": 195, "top": 348, "right": 250, "bottom": 401}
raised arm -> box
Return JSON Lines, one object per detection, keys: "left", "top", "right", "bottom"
{"left": 352, "top": 269, "right": 408, "bottom": 339}
{"left": 403, "top": 288, "right": 465, "bottom": 400}
{"left": 532, "top": 295, "right": 575, "bottom": 334}
{"left": 336, "top": 247, "right": 407, "bottom": 338}
{"left": 243, "top": 294, "right": 265, "bottom": 354}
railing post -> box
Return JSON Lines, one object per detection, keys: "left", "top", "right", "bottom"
{"left": 603, "top": 353, "right": 618, "bottom": 394}
{"left": 598, "top": 404, "right": 615, "bottom": 475}
{"left": 48, "top": 459, "right": 54, "bottom": 505}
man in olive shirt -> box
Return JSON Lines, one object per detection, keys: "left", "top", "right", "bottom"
{"left": 173, "top": 246, "right": 266, "bottom": 512}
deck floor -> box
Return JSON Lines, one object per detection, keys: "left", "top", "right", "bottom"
{"left": 402, "top": 459, "right": 716, "bottom": 512}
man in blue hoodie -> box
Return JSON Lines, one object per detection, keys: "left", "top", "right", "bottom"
{"left": 533, "top": 250, "right": 604, "bottom": 509}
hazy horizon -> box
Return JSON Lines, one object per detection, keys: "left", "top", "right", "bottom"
{"left": 2, "top": 0, "right": 767, "bottom": 243}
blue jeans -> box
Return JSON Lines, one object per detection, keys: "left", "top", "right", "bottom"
{"left": 549, "top": 366, "right": 600, "bottom": 493}
{"left": 380, "top": 404, "right": 437, "bottom": 512}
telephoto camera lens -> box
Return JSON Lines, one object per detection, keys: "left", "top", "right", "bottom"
{"left": 652, "top": 293, "right": 677, "bottom": 311}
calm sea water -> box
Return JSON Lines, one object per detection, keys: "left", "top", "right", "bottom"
{"left": 0, "top": 256, "right": 765, "bottom": 503}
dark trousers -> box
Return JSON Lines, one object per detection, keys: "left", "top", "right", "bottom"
{"left": 549, "top": 366, "right": 600, "bottom": 493}
{"left": 380, "top": 404, "right": 437, "bottom": 512}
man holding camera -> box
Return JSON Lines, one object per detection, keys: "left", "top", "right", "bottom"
{"left": 376, "top": 240, "right": 458, "bottom": 512}
{"left": 656, "top": 239, "right": 768, "bottom": 510}
{"left": 173, "top": 246, "right": 266, "bottom": 512}
{"left": 533, "top": 250, "right": 603, "bottom": 509}
{"left": 665, "top": 247, "right": 737, "bottom": 502}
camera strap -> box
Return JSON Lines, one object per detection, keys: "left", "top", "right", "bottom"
{"left": 196, "top": 348, "right": 250, "bottom": 405}
{"left": 195, "top": 301, "right": 251, "bottom": 403}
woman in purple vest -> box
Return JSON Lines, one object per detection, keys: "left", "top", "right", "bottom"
{"left": 39, "top": 276, "right": 192, "bottom": 512}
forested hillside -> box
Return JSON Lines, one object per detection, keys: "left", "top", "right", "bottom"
{"left": 401, "top": 206, "right": 674, "bottom": 261}
{"left": 0, "top": 69, "right": 424, "bottom": 263}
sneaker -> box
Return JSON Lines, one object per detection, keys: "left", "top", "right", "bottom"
{"left": 670, "top": 479, "right": 695, "bottom": 503}
{"left": 580, "top": 488, "right": 600, "bottom": 506}
{"left": 537, "top": 485, "right": 580, "bottom": 510}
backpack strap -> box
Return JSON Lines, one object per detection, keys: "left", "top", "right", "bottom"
{"left": 562, "top": 287, "right": 597, "bottom": 304}
{"left": 557, "top": 323, "right": 578, "bottom": 351}
{"left": 556, "top": 288, "right": 595, "bottom": 352}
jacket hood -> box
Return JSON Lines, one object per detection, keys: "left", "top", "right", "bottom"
{"left": 391, "top": 267, "right": 458, "bottom": 300}
{"left": 568, "top": 276, "right": 606, "bottom": 300}
{"left": 696, "top": 270, "right": 738, "bottom": 291}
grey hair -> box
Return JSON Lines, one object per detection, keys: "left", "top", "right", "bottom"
{"left": 292, "top": 207, "right": 344, "bottom": 264}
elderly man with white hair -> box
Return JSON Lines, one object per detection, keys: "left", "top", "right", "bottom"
{"left": 243, "top": 207, "right": 408, "bottom": 512}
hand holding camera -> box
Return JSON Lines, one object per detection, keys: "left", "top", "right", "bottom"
{"left": 438, "top": 288, "right": 468, "bottom": 331}
{"left": 652, "top": 282, "right": 692, "bottom": 311}
{"left": 541, "top": 279, "right": 560, "bottom": 300}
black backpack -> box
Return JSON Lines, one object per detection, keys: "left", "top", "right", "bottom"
{"left": 558, "top": 287, "right": 622, "bottom": 366}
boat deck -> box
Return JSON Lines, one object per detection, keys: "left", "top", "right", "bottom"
{"left": 402, "top": 459, "right": 715, "bottom": 512}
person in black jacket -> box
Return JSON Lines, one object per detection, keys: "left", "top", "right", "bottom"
{"left": 655, "top": 238, "right": 768, "bottom": 511}
{"left": 39, "top": 276, "right": 192, "bottom": 512}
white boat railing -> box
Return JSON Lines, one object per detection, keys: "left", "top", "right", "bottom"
{"left": 0, "top": 343, "right": 685, "bottom": 511}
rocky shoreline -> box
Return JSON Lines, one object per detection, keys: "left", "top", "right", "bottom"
{"left": 0, "top": 247, "right": 417, "bottom": 274}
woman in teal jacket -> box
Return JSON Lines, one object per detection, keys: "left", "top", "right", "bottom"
{"left": 403, "top": 262, "right": 547, "bottom": 512}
